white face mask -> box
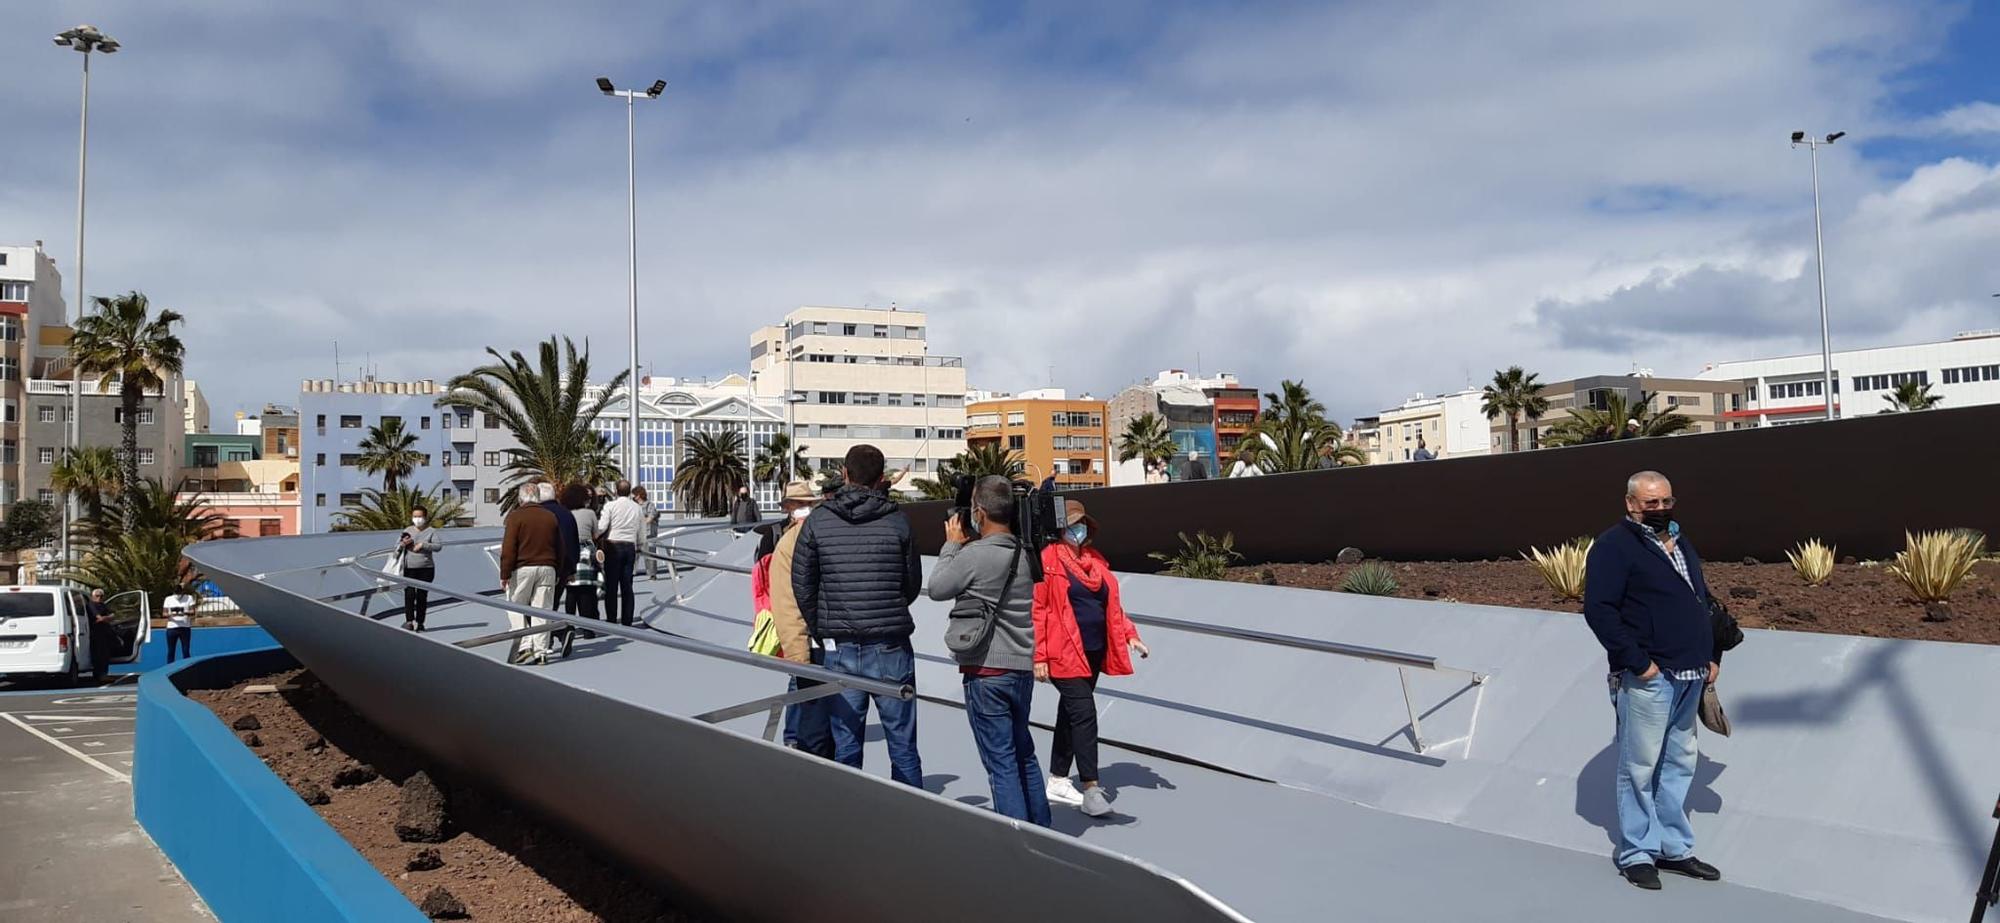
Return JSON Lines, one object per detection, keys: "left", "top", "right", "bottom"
{"left": 411, "top": 517, "right": 426, "bottom": 529}
{"left": 790, "top": 507, "right": 811, "bottom": 521}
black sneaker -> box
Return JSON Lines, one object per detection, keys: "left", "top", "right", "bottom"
{"left": 1657, "top": 856, "right": 1721, "bottom": 881}
{"left": 1620, "top": 864, "right": 1661, "bottom": 890}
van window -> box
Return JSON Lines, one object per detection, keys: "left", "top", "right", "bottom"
{"left": 0, "top": 593, "right": 55, "bottom": 618}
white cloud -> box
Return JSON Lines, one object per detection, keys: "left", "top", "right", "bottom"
{"left": 0, "top": 0, "right": 1993, "bottom": 425}
{"left": 1925, "top": 102, "right": 2000, "bottom": 136}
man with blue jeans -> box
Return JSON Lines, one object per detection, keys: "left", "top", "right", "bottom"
{"left": 1584, "top": 470, "right": 1723, "bottom": 891}
{"left": 792, "top": 445, "right": 925, "bottom": 787}
{"left": 929, "top": 475, "right": 1049, "bottom": 826}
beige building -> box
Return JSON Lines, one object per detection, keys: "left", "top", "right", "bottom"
{"left": 183, "top": 380, "right": 210, "bottom": 434}
{"left": 1372, "top": 389, "right": 1490, "bottom": 464}
{"left": 749, "top": 306, "right": 967, "bottom": 491}
{"left": 1491, "top": 374, "right": 1745, "bottom": 451}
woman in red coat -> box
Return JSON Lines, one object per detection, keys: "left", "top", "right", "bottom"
{"left": 1032, "top": 499, "right": 1150, "bottom": 817}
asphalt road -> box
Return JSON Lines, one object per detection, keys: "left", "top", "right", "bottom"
{"left": 0, "top": 688, "right": 212, "bottom": 922}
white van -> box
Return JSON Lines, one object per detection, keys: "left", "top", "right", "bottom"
{"left": 0, "top": 586, "right": 151, "bottom": 685}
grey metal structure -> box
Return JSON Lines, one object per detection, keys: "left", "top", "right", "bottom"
{"left": 185, "top": 523, "right": 1986, "bottom": 921}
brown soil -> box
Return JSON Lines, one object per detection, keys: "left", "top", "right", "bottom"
{"left": 191, "top": 669, "right": 711, "bottom": 923}
{"left": 1225, "top": 559, "right": 2000, "bottom": 644}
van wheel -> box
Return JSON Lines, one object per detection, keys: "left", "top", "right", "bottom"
{"left": 60, "top": 656, "right": 80, "bottom": 688}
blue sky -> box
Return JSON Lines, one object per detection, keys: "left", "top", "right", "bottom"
{"left": 1, "top": 1, "right": 1997, "bottom": 424}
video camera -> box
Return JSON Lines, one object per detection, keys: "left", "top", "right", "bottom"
{"left": 950, "top": 473, "right": 1065, "bottom": 582}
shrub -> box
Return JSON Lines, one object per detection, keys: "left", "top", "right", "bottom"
{"left": 1523, "top": 536, "right": 1593, "bottom": 600}
{"left": 1785, "top": 539, "right": 1836, "bottom": 586}
{"left": 1341, "top": 562, "right": 1399, "bottom": 596}
{"left": 1886, "top": 529, "right": 1987, "bottom": 621}
{"left": 1148, "top": 530, "right": 1242, "bottom": 580}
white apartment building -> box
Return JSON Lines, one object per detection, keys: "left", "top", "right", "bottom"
{"left": 184, "top": 380, "right": 210, "bottom": 433}
{"left": 1372, "top": 389, "right": 1490, "bottom": 464}
{"left": 0, "top": 243, "right": 68, "bottom": 517}
{"left": 749, "top": 306, "right": 968, "bottom": 490}
{"left": 1696, "top": 330, "right": 2000, "bottom": 426}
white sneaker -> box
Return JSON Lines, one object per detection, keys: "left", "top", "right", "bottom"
{"left": 1045, "top": 775, "right": 1084, "bottom": 806}
{"left": 1080, "top": 785, "right": 1113, "bottom": 817}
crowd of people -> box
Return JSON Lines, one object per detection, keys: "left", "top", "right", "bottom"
{"left": 752, "top": 443, "right": 1150, "bottom": 824}
{"left": 493, "top": 477, "right": 657, "bottom": 664}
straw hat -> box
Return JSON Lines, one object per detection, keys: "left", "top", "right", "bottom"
{"left": 782, "top": 480, "right": 818, "bottom": 503}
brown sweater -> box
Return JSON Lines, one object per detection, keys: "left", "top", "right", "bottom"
{"left": 769, "top": 524, "right": 813, "bottom": 664}
{"left": 500, "top": 505, "right": 561, "bottom": 581}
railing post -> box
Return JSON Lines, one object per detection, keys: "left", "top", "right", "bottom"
{"left": 1398, "top": 666, "right": 1427, "bottom": 754}
{"left": 1973, "top": 793, "right": 2000, "bottom": 923}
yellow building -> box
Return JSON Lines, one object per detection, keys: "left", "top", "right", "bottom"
{"left": 965, "top": 390, "right": 1108, "bottom": 489}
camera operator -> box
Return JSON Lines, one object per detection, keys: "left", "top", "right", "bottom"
{"left": 928, "top": 475, "right": 1050, "bottom": 827}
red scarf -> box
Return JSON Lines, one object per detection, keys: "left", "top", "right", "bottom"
{"left": 1058, "top": 543, "right": 1109, "bottom": 591}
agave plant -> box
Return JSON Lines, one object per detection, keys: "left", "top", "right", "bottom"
{"left": 1341, "top": 562, "right": 1400, "bottom": 596}
{"left": 1148, "top": 530, "right": 1242, "bottom": 580}
{"left": 1523, "top": 536, "right": 1593, "bottom": 600}
{"left": 1786, "top": 539, "right": 1836, "bottom": 587}
{"left": 1887, "top": 529, "right": 1987, "bottom": 621}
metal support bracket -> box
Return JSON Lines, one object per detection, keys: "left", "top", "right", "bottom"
{"left": 693, "top": 683, "right": 845, "bottom": 727}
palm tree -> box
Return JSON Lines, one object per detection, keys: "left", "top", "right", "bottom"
{"left": 67, "top": 292, "right": 186, "bottom": 526}
{"left": 437, "top": 336, "right": 627, "bottom": 508}
{"left": 675, "top": 431, "right": 748, "bottom": 516}
{"left": 1480, "top": 366, "right": 1550, "bottom": 453}
{"left": 1235, "top": 380, "right": 1353, "bottom": 474}
{"left": 63, "top": 479, "right": 234, "bottom": 611}
{"left": 50, "top": 446, "right": 123, "bottom": 547}
{"left": 332, "top": 485, "right": 470, "bottom": 532}
{"left": 1116, "top": 412, "right": 1177, "bottom": 470}
{"left": 113, "top": 479, "right": 236, "bottom": 544}
{"left": 754, "top": 432, "right": 811, "bottom": 489}
{"left": 355, "top": 418, "right": 425, "bottom": 492}
{"left": 908, "top": 443, "right": 1026, "bottom": 498}
{"left": 1882, "top": 381, "right": 1943, "bottom": 413}
{"left": 1541, "top": 391, "right": 1697, "bottom": 447}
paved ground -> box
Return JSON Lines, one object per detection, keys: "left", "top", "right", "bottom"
{"left": 0, "top": 688, "right": 211, "bottom": 923}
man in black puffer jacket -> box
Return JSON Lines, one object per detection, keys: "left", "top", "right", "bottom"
{"left": 791, "top": 444, "right": 925, "bottom": 786}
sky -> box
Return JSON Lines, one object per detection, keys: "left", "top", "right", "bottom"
{"left": 2, "top": 0, "right": 1997, "bottom": 426}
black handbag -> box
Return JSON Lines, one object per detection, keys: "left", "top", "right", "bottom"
{"left": 944, "top": 543, "right": 1023, "bottom": 655}
{"left": 1707, "top": 593, "right": 1745, "bottom": 659}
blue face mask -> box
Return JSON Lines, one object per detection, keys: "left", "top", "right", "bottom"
{"left": 1065, "top": 523, "right": 1089, "bottom": 545}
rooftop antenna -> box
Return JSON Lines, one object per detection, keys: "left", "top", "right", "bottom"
{"left": 334, "top": 340, "right": 342, "bottom": 385}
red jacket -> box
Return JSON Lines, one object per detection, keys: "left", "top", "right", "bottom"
{"left": 1032, "top": 544, "right": 1141, "bottom": 679}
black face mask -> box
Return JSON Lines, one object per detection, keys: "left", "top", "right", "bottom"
{"left": 1640, "top": 508, "right": 1674, "bottom": 533}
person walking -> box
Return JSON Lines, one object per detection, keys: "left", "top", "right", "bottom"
{"left": 536, "top": 480, "right": 578, "bottom": 614}
{"left": 791, "top": 445, "right": 925, "bottom": 787}
{"left": 597, "top": 480, "right": 646, "bottom": 627}
{"left": 85, "top": 588, "right": 116, "bottom": 682}
{"left": 1182, "top": 450, "right": 1208, "bottom": 481}
{"left": 1032, "top": 499, "right": 1149, "bottom": 817}
{"left": 928, "top": 475, "right": 1048, "bottom": 826}
{"left": 500, "top": 482, "right": 563, "bottom": 664}
{"left": 561, "top": 482, "right": 603, "bottom": 640}
{"left": 399, "top": 505, "right": 443, "bottom": 632}
{"left": 730, "top": 485, "right": 760, "bottom": 525}
{"left": 1584, "top": 470, "right": 1722, "bottom": 891}
{"left": 635, "top": 485, "right": 660, "bottom": 581}
{"left": 163, "top": 586, "right": 197, "bottom": 663}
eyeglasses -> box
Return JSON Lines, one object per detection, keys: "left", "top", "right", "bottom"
{"left": 1637, "top": 497, "right": 1677, "bottom": 510}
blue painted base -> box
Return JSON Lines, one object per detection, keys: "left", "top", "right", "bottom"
{"left": 134, "top": 648, "right": 423, "bottom": 923}
{"left": 112, "top": 625, "right": 278, "bottom": 675}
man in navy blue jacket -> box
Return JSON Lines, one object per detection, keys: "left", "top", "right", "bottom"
{"left": 1583, "top": 470, "right": 1722, "bottom": 891}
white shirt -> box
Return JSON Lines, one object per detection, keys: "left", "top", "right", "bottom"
{"left": 164, "top": 594, "right": 197, "bottom": 629}
{"left": 598, "top": 496, "right": 647, "bottom": 544}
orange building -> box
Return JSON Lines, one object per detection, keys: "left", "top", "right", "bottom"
{"left": 1210, "top": 385, "right": 1261, "bottom": 467}
{"left": 965, "top": 392, "right": 1108, "bottom": 489}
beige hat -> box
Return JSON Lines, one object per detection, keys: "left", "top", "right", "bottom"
{"left": 1063, "top": 498, "right": 1098, "bottom": 533}
{"left": 782, "top": 480, "right": 818, "bottom": 503}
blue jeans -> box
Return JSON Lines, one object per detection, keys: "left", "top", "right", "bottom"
{"left": 963, "top": 670, "right": 1052, "bottom": 827}
{"left": 784, "top": 647, "right": 835, "bottom": 759}
{"left": 825, "top": 640, "right": 923, "bottom": 787}
{"left": 1611, "top": 670, "right": 1703, "bottom": 868}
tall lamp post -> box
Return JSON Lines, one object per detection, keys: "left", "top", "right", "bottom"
{"left": 1791, "top": 129, "right": 1845, "bottom": 422}
{"left": 595, "top": 77, "right": 665, "bottom": 488}
{"left": 54, "top": 24, "right": 121, "bottom": 580}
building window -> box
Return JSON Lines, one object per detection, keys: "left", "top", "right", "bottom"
{"left": 0, "top": 357, "right": 17, "bottom": 382}
{"left": 483, "top": 451, "right": 501, "bottom": 466}
{"left": 316, "top": 414, "right": 327, "bottom": 434}
{"left": 842, "top": 324, "right": 857, "bottom": 336}
{"left": 38, "top": 488, "right": 55, "bottom": 504}
{"left": 0, "top": 281, "right": 27, "bottom": 301}
{"left": 382, "top": 415, "right": 401, "bottom": 429}
{"left": 37, "top": 405, "right": 54, "bottom": 423}
{"left": 419, "top": 416, "right": 431, "bottom": 430}
{"left": 484, "top": 488, "right": 501, "bottom": 504}
{"left": 38, "top": 446, "right": 53, "bottom": 465}
{"left": 1006, "top": 412, "right": 1026, "bottom": 426}
{"left": 315, "top": 493, "right": 326, "bottom": 507}
{"left": 937, "top": 428, "right": 964, "bottom": 440}
{"left": 458, "top": 451, "right": 472, "bottom": 465}
{"left": 259, "top": 520, "right": 281, "bottom": 537}
{"left": 0, "top": 317, "right": 16, "bottom": 342}
{"left": 483, "top": 414, "right": 500, "bottom": 429}
{"left": 137, "top": 407, "right": 155, "bottom": 424}
{"left": 873, "top": 326, "right": 888, "bottom": 338}
{"left": 340, "top": 415, "right": 362, "bottom": 428}
{"left": 339, "top": 493, "right": 361, "bottom": 507}
{"left": 816, "top": 392, "right": 848, "bottom": 405}
{"left": 1008, "top": 435, "right": 1026, "bottom": 450}
{"left": 138, "top": 448, "right": 156, "bottom": 466}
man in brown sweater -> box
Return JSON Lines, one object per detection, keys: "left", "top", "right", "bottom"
{"left": 500, "top": 482, "right": 563, "bottom": 664}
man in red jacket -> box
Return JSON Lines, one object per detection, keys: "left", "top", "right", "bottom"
{"left": 1032, "top": 499, "right": 1149, "bottom": 817}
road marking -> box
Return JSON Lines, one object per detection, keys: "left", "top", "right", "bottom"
{"left": 0, "top": 713, "right": 128, "bottom": 783}
{"left": 51, "top": 730, "right": 136, "bottom": 740}
{"left": 49, "top": 694, "right": 136, "bottom": 705}
{"left": 15, "top": 714, "right": 131, "bottom": 723}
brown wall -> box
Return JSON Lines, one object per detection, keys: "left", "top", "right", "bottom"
{"left": 908, "top": 403, "right": 2000, "bottom": 570}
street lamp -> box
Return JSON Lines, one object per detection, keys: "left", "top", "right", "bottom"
{"left": 595, "top": 76, "right": 666, "bottom": 489}
{"left": 1791, "top": 129, "right": 1844, "bottom": 422}
{"left": 54, "top": 24, "right": 120, "bottom": 580}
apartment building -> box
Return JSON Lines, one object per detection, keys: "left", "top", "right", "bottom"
{"left": 1487, "top": 375, "right": 1745, "bottom": 451}
{"left": 1106, "top": 370, "right": 1259, "bottom": 484}
{"left": 966, "top": 390, "right": 1109, "bottom": 488}
{"left": 1344, "top": 415, "right": 1382, "bottom": 462}
{"left": 0, "top": 242, "right": 73, "bottom": 512}
{"left": 1373, "top": 389, "right": 1489, "bottom": 464}
{"left": 183, "top": 380, "right": 210, "bottom": 434}
{"left": 1696, "top": 331, "right": 2000, "bottom": 426}
{"left": 177, "top": 433, "right": 300, "bottom": 538}
{"left": 299, "top": 378, "right": 502, "bottom": 532}
{"left": 749, "top": 306, "right": 969, "bottom": 491}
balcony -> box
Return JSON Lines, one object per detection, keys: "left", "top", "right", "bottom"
{"left": 447, "top": 464, "right": 479, "bottom": 481}
{"left": 27, "top": 378, "right": 163, "bottom": 397}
